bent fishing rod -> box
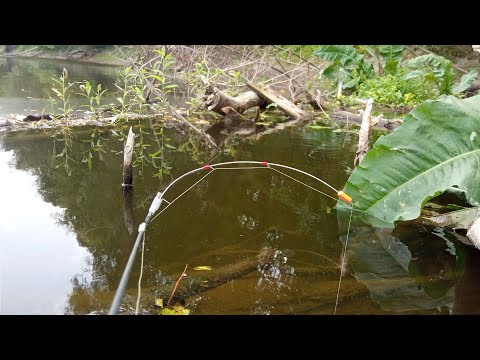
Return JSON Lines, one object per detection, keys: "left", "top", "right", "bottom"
{"left": 108, "top": 160, "right": 352, "bottom": 315}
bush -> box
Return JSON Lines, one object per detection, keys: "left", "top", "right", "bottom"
{"left": 356, "top": 70, "right": 439, "bottom": 106}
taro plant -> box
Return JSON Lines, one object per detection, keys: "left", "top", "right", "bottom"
{"left": 403, "top": 53, "right": 478, "bottom": 95}
{"left": 313, "top": 45, "right": 375, "bottom": 91}
{"left": 314, "top": 45, "right": 478, "bottom": 106}
{"left": 337, "top": 94, "right": 480, "bottom": 227}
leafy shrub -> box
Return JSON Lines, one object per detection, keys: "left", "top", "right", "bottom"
{"left": 356, "top": 70, "right": 438, "bottom": 106}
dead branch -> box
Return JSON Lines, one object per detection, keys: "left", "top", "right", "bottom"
{"left": 247, "top": 82, "right": 313, "bottom": 120}
{"left": 354, "top": 98, "right": 374, "bottom": 166}
{"left": 202, "top": 85, "right": 265, "bottom": 115}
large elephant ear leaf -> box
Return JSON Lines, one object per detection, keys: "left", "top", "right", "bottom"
{"left": 377, "top": 45, "right": 405, "bottom": 62}
{"left": 313, "top": 45, "right": 363, "bottom": 67}
{"left": 452, "top": 69, "right": 478, "bottom": 94}
{"left": 337, "top": 95, "right": 480, "bottom": 226}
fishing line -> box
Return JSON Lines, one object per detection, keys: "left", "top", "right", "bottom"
{"left": 150, "top": 169, "right": 215, "bottom": 224}
{"left": 109, "top": 160, "right": 354, "bottom": 315}
{"left": 334, "top": 203, "right": 354, "bottom": 315}
{"left": 135, "top": 231, "right": 146, "bottom": 315}
{"left": 269, "top": 167, "right": 338, "bottom": 202}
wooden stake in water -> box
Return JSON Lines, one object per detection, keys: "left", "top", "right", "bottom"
{"left": 123, "top": 126, "right": 135, "bottom": 187}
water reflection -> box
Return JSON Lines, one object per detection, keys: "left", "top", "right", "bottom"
{"left": 0, "top": 149, "right": 91, "bottom": 314}
{"left": 0, "top": 57, "right": 120, "bottom": 120}
{"left": 1, "top": 116, "right": 479, "bottom": 314}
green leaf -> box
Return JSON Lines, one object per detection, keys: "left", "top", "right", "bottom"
{"left": 160, "top": 305, "right": 190, "bottom": 315}
{"left": 164, "top": 143, "right": 177, "bottom": 149}
{"left": 452, "top": 70, "right": 478, "bottom": 94}
{"left": 338, "top": 95, "right": 480, "bottom": 226}
{"left": 377, "top": 45, "right": 405, "bottom": 62}
{"left": 193, "top": 266, "right": 212, "bottom": 271}
{"left": 313, "top": 45, "right": 362, "bottom": 67}
{"left": 87, "top": 157, "right": 92, "bottom": 171}
{"left": 343, "top": 77, "right": 360, "bottom": 89}
{"left": 154, "top": 298, "right": 164, "bottom": 308}
{"left": 320, "top": 63, "right": 347, "bottom": 83}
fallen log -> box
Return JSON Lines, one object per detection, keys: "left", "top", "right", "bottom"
{"left": 413, "top": 207, "right": 480, "bottom": 230}
{"left": 247, "top": 82, "right": 313, "bottom": 120}
{"left": 467, "top": 217, "right": 480, "bottom": 250}
{"left": 331, "top": 110, "right": 402, "bottom": 131}
{"left": 148, "top": 247, "right": 277, "bottom": 306}
{"left": 203, "top": 85, "right": 265, "bottom": 115}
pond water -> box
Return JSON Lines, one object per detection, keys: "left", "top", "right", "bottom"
{"left": 0, "top": 57, "right": 120, "bottom": 121}
{"left": 0, "top": 57, "right": 478, "bottom": 315}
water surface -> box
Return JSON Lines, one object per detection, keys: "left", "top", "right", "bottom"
{"left": 0, "top": 57, "right": 477, "bottom": 315}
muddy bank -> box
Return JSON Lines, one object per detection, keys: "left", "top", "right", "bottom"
{"left": 0, "top": 45, "right": 126, "bottom": 66}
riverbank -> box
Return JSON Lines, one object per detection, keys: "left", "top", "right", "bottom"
{"left": 0, "top": 45, "right": 126, "bottom": 66}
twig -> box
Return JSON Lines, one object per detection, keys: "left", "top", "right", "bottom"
{"left": 167, "top": 264, "right": 189, "bottom": 305}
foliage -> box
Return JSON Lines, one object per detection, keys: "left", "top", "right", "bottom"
{"left": 356, "top": 70, "right": 438, "bottom": 106}
{"left": 49, "top": 68, "right": 76, "bottom": 119}
{"left": 452, "top": 70, "right": 478, "bottom": 94}
{"left": 377, "top": 45, "right": 405, "bottom": 62}
{"left": 78, "top": 80, "right": 107, "bottom": 118}
{"left": 80, "top": 127, "right": 108, "bottom": 171}
{"left": 113, "top": 47, "right": 178, "bottom": 117}
{"left": 338, "top": 95, "right": 480, "bottom": 226}
{"left": 48, "top": 68, "right": 79, "bottom": 176}
{"left": 160, "top": 305, "right": 190, "bottom": 315}
{"left": 314, "top": 45, "right": 374, "bottom": 90}
{"left": 182, "top": 59, "right": 244, "bottom": 112}
{"left": 276, "top": 45, "right": 320, "bottom": 59}
{"left": 403, "top": 54, "right": 477, "bottom": 95}
{"left": 315, "top": 45, "right": 478, "bottom": 106}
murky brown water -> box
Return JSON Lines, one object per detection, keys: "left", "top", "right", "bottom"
{"left": 0, "top": 57, "right": 477, "bottom": 315}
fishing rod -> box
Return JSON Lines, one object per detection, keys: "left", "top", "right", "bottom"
{"left": 108, "top": 160, "right": 352, "bottom": 315}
